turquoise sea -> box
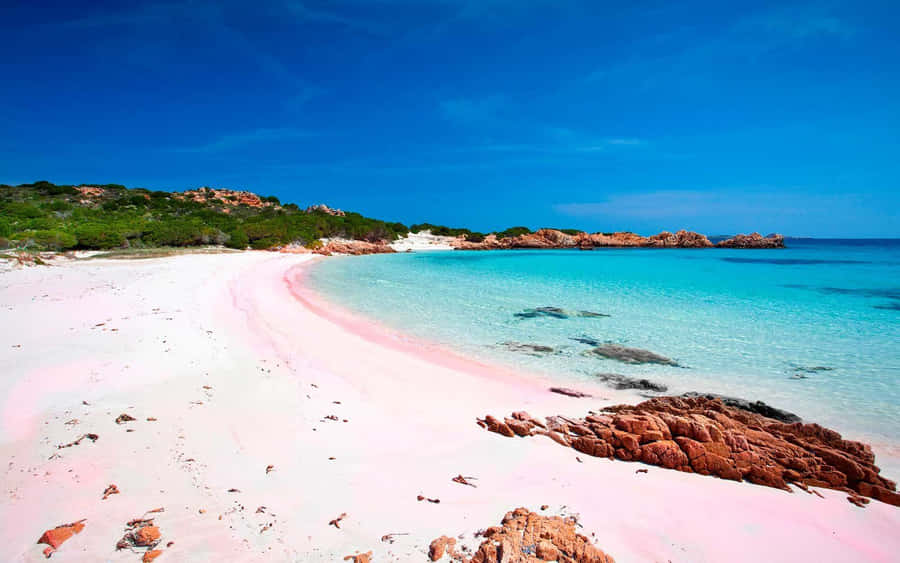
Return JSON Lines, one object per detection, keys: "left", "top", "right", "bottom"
{"left": 306, "top": 239, "right": 900, "bottom": 469}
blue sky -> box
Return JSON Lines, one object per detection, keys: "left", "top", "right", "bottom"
{"left": 2, "top": 1, "right": 898, "bottom": 236}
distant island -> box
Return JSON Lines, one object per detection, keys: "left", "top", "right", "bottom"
{"left": 0, "top": 181, "right": 784, "bottom": 255}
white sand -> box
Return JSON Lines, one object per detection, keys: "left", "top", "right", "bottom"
{"left": 0, "top": 252, "right": 898, "bottom": 562}
{"left": 389, "top": 231, "right": 456, "bottom": 252}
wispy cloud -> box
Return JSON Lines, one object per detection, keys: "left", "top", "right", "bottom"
{"left": 172, "top": 128, "right": 322, "bottom": 153}
{"left": 284, "top": 1, "right": 390, "bottom": 36}
{"left": 738, "top": 6, "right": 856, "bottom": 39}
{"left": 439, "top": 96, "right": 646, "bottom": 154}
{"left": 460, "top": 138, "right": 647, "bottom": 155}
{"left": 46, "top": 2, "right": 324, "bottom": 110}
{"left": 50, "top": 2, "right": 178, "bottom": 28}
{"left": 586, "top": 4, "right": 857, "bottom": 89}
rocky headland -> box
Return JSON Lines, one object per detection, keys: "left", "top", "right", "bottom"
{"left": 450, "top": 229, "right": 717, "bottom": 250}
{"left": 715, "top": 232, "right": 785, "bottom": 248}
{"left": 479, "top": 396, "right": 899, "bottom": 507}
{"left": 347, "top": 229, "right": 785, "bottom": 255}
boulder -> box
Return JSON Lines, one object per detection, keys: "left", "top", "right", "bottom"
{"left": 478, "top": 396, "right": 899, "bottom": 506}
{"left": 465, "top": 508, "right": 615, "bottom": 563}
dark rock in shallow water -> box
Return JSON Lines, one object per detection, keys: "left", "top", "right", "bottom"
{"left": 515, "top": 307, "right": 570, "bottom": 319}
{"left": 681, "top": 392, "right": 801, "bottom": 423}
{"left": 515, "top": 307, "right": 609, "bottom": 320}
{"left": 874, "top": 301, "right": 900, "bottom": 311}
{"left": 595, "top": 373, "right": 668, "bottom": 392}
{"left": 586, "top": 344, "right": 679, "bottom": 366}
{"left": 500, "top": 342, "right": 556, "bottom": 355}
{"left": 793, "top": 365, "right": 834, "bottom": 373}
{"left": 549, "top": 387, "right": 592, "bottom": 398}
{"left": 577, "top": 310, "right": 610, "bottom": 318}
{"left": 789, "top": 364, "right": 834, "bottom": 379}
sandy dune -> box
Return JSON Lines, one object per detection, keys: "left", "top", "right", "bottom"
{"left": 1, "top": 252, "right": 897, "bottom": 562}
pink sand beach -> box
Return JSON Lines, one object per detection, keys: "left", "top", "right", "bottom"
{"left": 1, "top": 252, "right": 898, "bottom": 561}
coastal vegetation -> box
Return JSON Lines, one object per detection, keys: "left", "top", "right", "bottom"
{"left": 0, "top": 181, "right": 410, "bottom": 252}
{"left": 0, "top": 181, "right": 524, "bottom": 252}
{"left": 0, "top": 181, "right": 784, "bottom": 253}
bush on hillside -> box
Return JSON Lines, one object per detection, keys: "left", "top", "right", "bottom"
{"left": 75, "top": 224, "right": 126, "bottom": 249}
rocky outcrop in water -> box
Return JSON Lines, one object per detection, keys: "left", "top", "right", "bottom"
{"left": 645, "top": 230, "right": 714, "bottom": 248}
{"left": 430, "top": 507, "right": 615, "bottom": 562}
{"left": 584, "top": 344, "right": 679, "bottom": 366}
{"left": 596, "top": 373, "right": 668, "bottom": 392}
{"left": 680, "top": 392, "right": 801, "bottom": 423}
{"left": 716, "top": 233, "right": 785, "bottom": 248}
{"left": 452, "top": 229, "right": 715, "bottom": 251}
{"left": 477, "top": 396, "right": 900, "bottom": 506}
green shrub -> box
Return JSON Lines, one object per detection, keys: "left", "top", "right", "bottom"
{"left": 12, "top": 230, "right": 77, "bottom": 250}
{"left": 225, "top": 228, "right": 249, "bottom": 249}
{"left": 496, "top": 226, "right": 532, "bottom": 239}
{"left": 75, "top": 224, "right": 126, "bottom": 249}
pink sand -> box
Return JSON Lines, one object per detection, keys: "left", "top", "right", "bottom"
{"left": 0, "top": 252, "right": 897, "bottom": 562}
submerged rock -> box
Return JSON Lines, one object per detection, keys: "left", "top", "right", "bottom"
{"left": 515, "top": 306, "right": 570, "bottom": 319}
{"left": 478, "top": 396, "right": 900, "bottom": 507}
{"left": 586, "top": 344, "right": 679, "bottom": 366}
{"left": 578, "top": 310, "right": 610, "bottom": 318}
{"left": 549, "top": 387, "right": 592, "bottom": 398}
{"left": 515, "top": 307, "right": 610, "bottom": 320}
{"left": 680, "top": 392, "right": 801, "bottom": 423}
{"left": 596, "top": 373, "right": 668, "bottom": 392}
{"left": 500, "top": 342, "right": 556, "bottom": 355}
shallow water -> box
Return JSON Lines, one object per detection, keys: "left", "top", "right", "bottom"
{"left": 307, "top": 240, "right": 900, "bottom": 461}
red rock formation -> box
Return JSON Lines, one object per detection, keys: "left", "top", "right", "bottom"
{"left": 506, "top": 229, "right": 579, "bottom": 249}
{"left": 646, "top": 230, "right": 714, "bottom": 248}
{"left": 429, "top": 536, "right": 458, "bottom": 561}
{"left": 587, "top": 231, "right": 650, "bottom": 247}
{"left": 465, "top": 508, "right": 614, "bottom": 563}
{"left": 314, "top": 240, "right": 397, "bottom": 256}
{"left": 174, "top": 188, "right": 278, "bottom": 209}
{"left": 343, "top": 551, "right": 372, "bottom": 562}
{"left": 142, "top": 550, "right": 163, "bottom": 562}
{"left": 134, "top": 526, "right": 161, "bottom": 546}
{"left": 716, "top": 233, "right": 785, "bottom": 248}
{"left": 451, "top": 229, "right": 714, "bottom": 250}
{"left": 479, "top": 396, "right": 899, "bottom": 506}
{"left": 37, "top": 520, "right": 86, "bottom": 558}
{"left": 76, "top": 186, "right": 105, "bottom": 197}
{"left": 306, "top": 204, "right": 346, "bottom": 216}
